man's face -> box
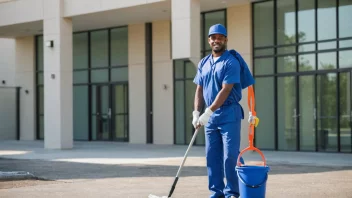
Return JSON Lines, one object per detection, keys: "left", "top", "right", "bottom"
{"left": 208, "top": 34, "right": 227, "bottom": 53}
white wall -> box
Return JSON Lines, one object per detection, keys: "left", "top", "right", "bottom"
{"left": 0, "top": 38, "right": 16, "bottom": 139}
{"left": 152, "top": 20, "right": 173, "bottom": 144}
{"left": 128, "top": 23, "right": 146, "bottom": 144}
{"left": 64, "top": 0, "right": 164, "bottom": 17}
{"left": 0, "top": 0, "right": 43, "bottom": 26}
{"left": 227, "top": 3, "right": 252, "bottom": 150}
{"left": 0, "top": 0, "right": 168, "bottom": 27}
{"left": 15, "top": 36, "right": 35, "bottom": 140}
{"left": 0, "top": 88, "right": 17, "bottom": 139}
{"left": 0, "top": 38, "right": 15, "bottom": 86}
{"left": 171, "top": 0, "right": 200, "bottom": 65}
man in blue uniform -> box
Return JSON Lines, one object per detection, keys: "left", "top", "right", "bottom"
{"left": 192, "top": 24, "right": 249, "bottom": 198}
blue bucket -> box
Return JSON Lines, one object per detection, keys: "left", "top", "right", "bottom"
{"left": 235, "top": 165, "right": 270, "bottom": 198}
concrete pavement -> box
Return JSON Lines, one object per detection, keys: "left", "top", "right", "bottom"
{"left": 0, "top": 140, "right": 351, "bottom": 198}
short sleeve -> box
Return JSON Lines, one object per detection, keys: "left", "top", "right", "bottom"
{"left": 193, "top": 61, "right": 203, "bottom": 86}
{"left": 222, "top": 59, "right": 241, "bottom": 84}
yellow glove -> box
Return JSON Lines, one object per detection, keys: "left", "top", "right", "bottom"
{"left": 248, "top": 112, "right": 260, "bottom": 127}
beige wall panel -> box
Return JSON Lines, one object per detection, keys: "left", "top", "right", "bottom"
{"left": 128, "top": 64, "right": 147, "bottom": 144}
{"left": 128, "top": 24, "right": 147, "bottom": 144}
{"left": 0, "top": 88, "right": 17, "bottom": 140}
{"left": 0, "top": 1, "right": 16, "bottom": 26}
{"left": 0, "top": 0, "right": 43, "bottom": 26}
{"left": 152, "top": 21, "right": 171, "bottom": 63}
{"left": 63, "top": 0, "right": 101, "bottom": 17}
{"left": 152, "top": 20, "right": 173, "bottom": 144}
{"left": 227, "top": 3, "right": 252, "bottom": 56}
{"left": 15, "top": 0, "right": 43, "bottom": 23}
{"left": 128, "top": 24, "right": 146, "bottom": 65}
{"left": 0, "top": 39, "right": 15, "bottom": 87}
{"left": 101, "top": 0, "right": 145, "bottom": 11}
{"left": 15, "top": 36, "right": 35, "bottom": 140}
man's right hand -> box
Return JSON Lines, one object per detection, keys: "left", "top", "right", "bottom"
{"left": 192, "top": 111, "right": 200, "bottom": 129}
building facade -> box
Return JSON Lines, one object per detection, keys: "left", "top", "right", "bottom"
{"left": 0, "top": 0, "right": 351, "bottom": 153}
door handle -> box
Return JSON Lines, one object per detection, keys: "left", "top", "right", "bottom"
{"left": 314, "top": 108, "right": 317, "bottom": 120}
{"left": 108, "top": 108, "right": 111, "bottom": 119}
{"left": 292, "top": 108, "right": 300, "bottom": 118}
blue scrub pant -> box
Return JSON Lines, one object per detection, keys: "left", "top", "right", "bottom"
{"left": 205, "top": 119, "right": 241, "bottom": 198}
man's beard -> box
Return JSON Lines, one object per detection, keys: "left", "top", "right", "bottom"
{"left": 212, "top": 44, "right": 226, "bottom": 53}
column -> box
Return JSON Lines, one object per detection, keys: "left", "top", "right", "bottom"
{"left": 171, "top": 0, "right": 200, "bottom": 65}
{"left": 227, "top": 3, "right": 252, "bottom": 150}
{"left": 43, "top": 0, "right": 73, "bottom": 149}
{"left": 152, "top": 21, "right": 173, "bottom": 144}
{"left": 128, "top": 24, "right": 147, "bottom": 144}
{"left": 15, "top": 36, "right": 35, "bottom": 140}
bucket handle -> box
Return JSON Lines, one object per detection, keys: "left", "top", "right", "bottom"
{"left": 237, "top": 146, "right": 266, "bottom": 166}
{"left": 237, "top": 171, "right": 268, "bottom": 189}
{"left": 237, "top": 85, "right": 266, "bottom": 166}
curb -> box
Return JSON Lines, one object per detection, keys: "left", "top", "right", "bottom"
{"left": 0, "top": 171, "right": 37, "bottom": 181}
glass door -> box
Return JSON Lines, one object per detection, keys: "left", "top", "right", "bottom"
{"left": 317, "top": 73, "right": 338, "bottom": 152}
{"left": 112, "top": 84, "right": 129, "bottom": 142}
{"left": 92, "top": 85, "right": 111, "bottom": 141}
{"left": 299, "top": 75, "right": 316, "bottom": 151}
{"left": 277, "top": 76, "right": 298, "bottom": 150}
{"left": 339, "top": 71, "right": 352, "bottom": 152}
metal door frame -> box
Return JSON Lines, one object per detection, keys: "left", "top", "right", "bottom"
{"left": 94, "top": 84, "right": 112, "bottom": 141}
{"left": 111, "top": 82, "right": 129, "bottom": 142}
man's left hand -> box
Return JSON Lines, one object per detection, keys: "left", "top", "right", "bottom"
{"left": 197, "top": 108, "right": 213, "bottom": 127}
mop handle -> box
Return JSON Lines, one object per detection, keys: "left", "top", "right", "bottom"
{"left": 175, "top": 128, "right": 200, "bottom": 177}
{"left": 167, "top": 128, "right": 200, "bottom": 197}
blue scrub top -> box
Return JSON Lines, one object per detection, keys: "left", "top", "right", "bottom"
{"left": 194, "top": 50, "right": 244, "bottom": 125}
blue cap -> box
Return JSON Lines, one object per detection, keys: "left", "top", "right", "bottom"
{"left": 208, "top": 24, "right": 227, "bottom": 37}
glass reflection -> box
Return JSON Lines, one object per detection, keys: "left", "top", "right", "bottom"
{"left": 299, "top": 76, "right": 315, "bottom": 151}
{"left": 255, "top": 77, "right": 275, "bottom": 149}
{"left": 278, "top": 76, "right": 297, "bottom": 151}
{"left": 318, "top": 52, "right": 336, "bottom": 70}
{"left": 317, "top": 73, "right": 338, "bottom": 152}
{"left": 73, "top": 86, "right": 89, "bottom": 140}
{"left": 175, "top": 81, "right": 185, "bottom": 144}
{"left": 339, "top": 72, "right": 352, "bottom": 152}
{"left": 73, "top": 33, "right": 88, "bottom": 70}
{"left": 111, "top": 27, "right": 128, "bottom": 66}
{"left": 91, "top": 30, "right": 108, "bottom": 68}
{"left": 339, "top": 0, "right": 352, "bottom": 38}
{"left": 254, "top": 1, "right": 274, "bottom": 47}
{"left": 277, "top": 56, "right": 295, "bottom": 73}
{"left": 254, "top": 58, "right": 274, "bottom": 75}
{"left": 277, "top": 0, "right": 296, "bottom": 45}
{"left": 298, "top": 0, "right": 315, "bottom": 42}
{"left": 317, "top": 0, "right": 336, "bottom": 40}
{"left": 299, "top": 54, "right": 315, "bottom": 71}
{"left": 339, "top": 50, "right": 352, "bottom": 69}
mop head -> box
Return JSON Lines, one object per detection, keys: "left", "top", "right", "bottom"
{"left": 148, "top": 194, "right": 168, "bottom": 198}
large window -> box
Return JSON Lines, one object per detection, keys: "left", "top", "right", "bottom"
{"left": 36, "top": 26, "right": 129, "bottom": 141}
{"left": 174, "top": 10, "right": 226, "bottom": 145}
{"left": 253, "top": 0, "right": 352, "bottom": 153}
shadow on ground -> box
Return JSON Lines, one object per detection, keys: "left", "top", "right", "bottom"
{"left": 1, "top": 158, "right": 351, "bottom": 181}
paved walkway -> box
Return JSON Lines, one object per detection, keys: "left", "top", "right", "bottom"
{"left": 0, "top": 140, "right": 351, "bottom": 167}
{"left": 0, "top": 140, "right": 351, "bottom": 198}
